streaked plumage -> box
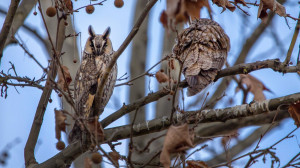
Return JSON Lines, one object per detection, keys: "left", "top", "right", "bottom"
{"left": 69, "top": 25, "right": 117, "bottom": 142}
{"left": 173, "top": 19, "right": 230, "bottom": 96}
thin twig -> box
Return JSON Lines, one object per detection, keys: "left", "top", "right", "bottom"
{"left": 98, "top": 146, "right": 119, "bottom": 168}
{"left": 13, "top": 36, "right": 46, "bottom": 70}
{"left": 138, "top": 134, "right": 165, "bottom": 153}
{"left": 115, "top": 56, "right": 168, "bottom": 87}
{"left": 128, "top": 108, "right": 139, "bottom": 168}
{"left": 284, "top": 12, "right": 300, "bottom": 66}
{"left": 72, "top": 0, "right": 107, "bottom": 12}
{"left": 0, "top": 72, "right": 45, "bottom": 90}
{"left": 212, "top": 128, "right": 298, "bottom": 168}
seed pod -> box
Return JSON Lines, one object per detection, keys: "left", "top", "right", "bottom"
{"left": 85, "top": 5, "right": 95, "bottom": 14}
{"left": 46, "top": 7, "right": 57, "bottom": 17}
{"left": 114, "top": 0, "right": 124, "bottom": 8}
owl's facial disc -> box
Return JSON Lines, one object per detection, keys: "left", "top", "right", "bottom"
{"left": 93, "top": 37, "right": 107, "bottom": 56}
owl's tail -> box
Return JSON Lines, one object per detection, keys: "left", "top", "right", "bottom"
{"left": 186, "top": 69, "right": 218, "bottom": 97}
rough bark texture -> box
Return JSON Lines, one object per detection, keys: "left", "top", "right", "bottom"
{"left": 35, "top": 91, "right": 297, "bottom": 167}
{"left": 129, "top": 0, "right": 149, "bottom": 164}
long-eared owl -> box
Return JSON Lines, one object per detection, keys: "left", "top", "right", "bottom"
{"left": 69, "top": 25, "right": 117, "bottom": 142}
{"left": 173, "top": 19, "right": 230, "bottom": 96}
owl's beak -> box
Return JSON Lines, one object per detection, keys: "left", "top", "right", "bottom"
{"left": 95, "top": 46, "right": 104, "bottom": 56}
{"left": 96, "top": 48, "right": 101, "bottom": 55}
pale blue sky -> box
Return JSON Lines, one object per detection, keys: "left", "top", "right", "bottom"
{"left": 0, "top": 0, "right": 299, "bottom": 167}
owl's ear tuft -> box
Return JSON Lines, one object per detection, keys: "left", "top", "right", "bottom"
{"left": 88, "top": 25, "right": 96, "bottom": 37}
{"left": 103, "top": 27, "right": 111, "bottom": 39}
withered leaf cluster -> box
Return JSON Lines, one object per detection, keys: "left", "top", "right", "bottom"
{"left": 160, "top": 0, "right": 211, "bottom": 29}
{"left": 57, "top": 65, "right": 72, "bottom": 92}
{"left": 258, "top": 0, "right": 287, "bottom": 22}
{"left": 238, "top": 74, "right": 271, "bottom": 101}
{"left": 160, "top": 124, "right": 194, "bottom": 168}
{"left": 160, "top": 0, "right": 291, "bottom": 29}
{"left": 54, "top": 109, "right": 68, "bottom": 141}
{"left": 155, "top": 70, "right": 169, "bottom": 84}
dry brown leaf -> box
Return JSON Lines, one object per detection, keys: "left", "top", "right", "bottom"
{"left": 166, "top": 0, "right": 189, "bottom": 24}
{"left": 86, "top": 118, "right": 104, "bottom": 141}
{"left": 257, "top": 0, "right": 287, "bottom": 22}
{"left": 57, "top": 65, "right": 72, "bottom": 91}
{"left": 155, "top": 71, "right": 169, "bottom": 84}
{"left": 288, "top": 101, "right": 300, "bottom": 127}
{"left": 185, "top": 0, "right": 211, "bottom": 20}
{"left": 108, "top": 151, "right": 120, "bottom": 167}
{"left": 160, "top": 124, "right": 194, "bottom": 168}
{"left": 160, "top": 10, "right": 168, "bottom": 28}
{"left": 54, "top": 109, "right": 68, "bottom": 140}
{"left": 84, "top": 158, "right": 92, "bottom": 168}
{"left": 239, "top": 74, "right": 271, "bottom": 101}
{"left": 161, "top": 0, "right": 211, "bottom": 29}
{"left": 212, "top": 0, "right": 236, "bottom": 12}
{"left": 186, "top": 160, "right": 209, "bottom": 168}
{"left": 64, "top": 0, "right": 73, "bottom": 13}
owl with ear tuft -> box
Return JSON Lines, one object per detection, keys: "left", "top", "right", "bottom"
{"left": 69, "top": 25, "right": 117, "bottom": 142}
{"left": 173, "top": 19, "right": 230, "bottom": 96}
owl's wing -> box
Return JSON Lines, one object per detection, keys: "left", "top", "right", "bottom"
{"left": 93, "top": 63, "right": 117, "bottom": 116}
{"left": 74, "top": 59, "right": 99, "bottom": 118}
{"left": 185, "top": 47, "right": 226, "bottom": 96}
{"left": 182, "top": 26, "right": 229, "bottom": 96}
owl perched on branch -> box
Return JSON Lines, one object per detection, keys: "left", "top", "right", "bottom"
{"left": 69, "top": 25, "right": 117, "bottom": 142}
{"left": 173, "top": 19, "right": 230, "bottom": 96}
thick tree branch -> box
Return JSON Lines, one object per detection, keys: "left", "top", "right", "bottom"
{"left": 94, "top": 0, "right": 158, "bottom": 116}
{"left": 104, "top": 92, "right": 299, "bottom": 141}
{"left": 102, "top": 59, "right": 299, "bottom": 128}
{"left": 37, "top": 90, "right": 295, "bottom": 168}
{"left": 0, "top": 0, "right": 20, "bottom": 62}
{"left": 215, "top": 59, "right": 300, "bottom": 80}
{"left": 101, "top": 89, "right": 170, "bottom": 128}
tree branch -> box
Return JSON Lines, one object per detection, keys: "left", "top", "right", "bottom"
{"left": 102, "top": 59, "right": 300, "bottom": 128}
{"left": 0, "top": 0, "right": 20, "bottom": 62}
{"left": 0, "top": 73, "right": 44, "bottom": 90}
{"left": 37, "top": 92, "right": 294, "bottom": 168}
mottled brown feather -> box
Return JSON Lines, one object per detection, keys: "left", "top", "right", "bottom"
{"left": 173, "top": 19, "right": 230, "bottom": 96}
{"left": 69, "top": 26, "right": 117, "bottom": 142}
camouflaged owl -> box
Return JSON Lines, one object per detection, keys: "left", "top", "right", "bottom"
{"left": 173, "top": 19, "right": 230, "bottom": 96}
{"left": 69, "top": 25, "right": 117, "bottom": 142}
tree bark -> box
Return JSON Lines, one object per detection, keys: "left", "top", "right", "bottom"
{"left": 129, "top": 0, "right": 149, "bottom": 164}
